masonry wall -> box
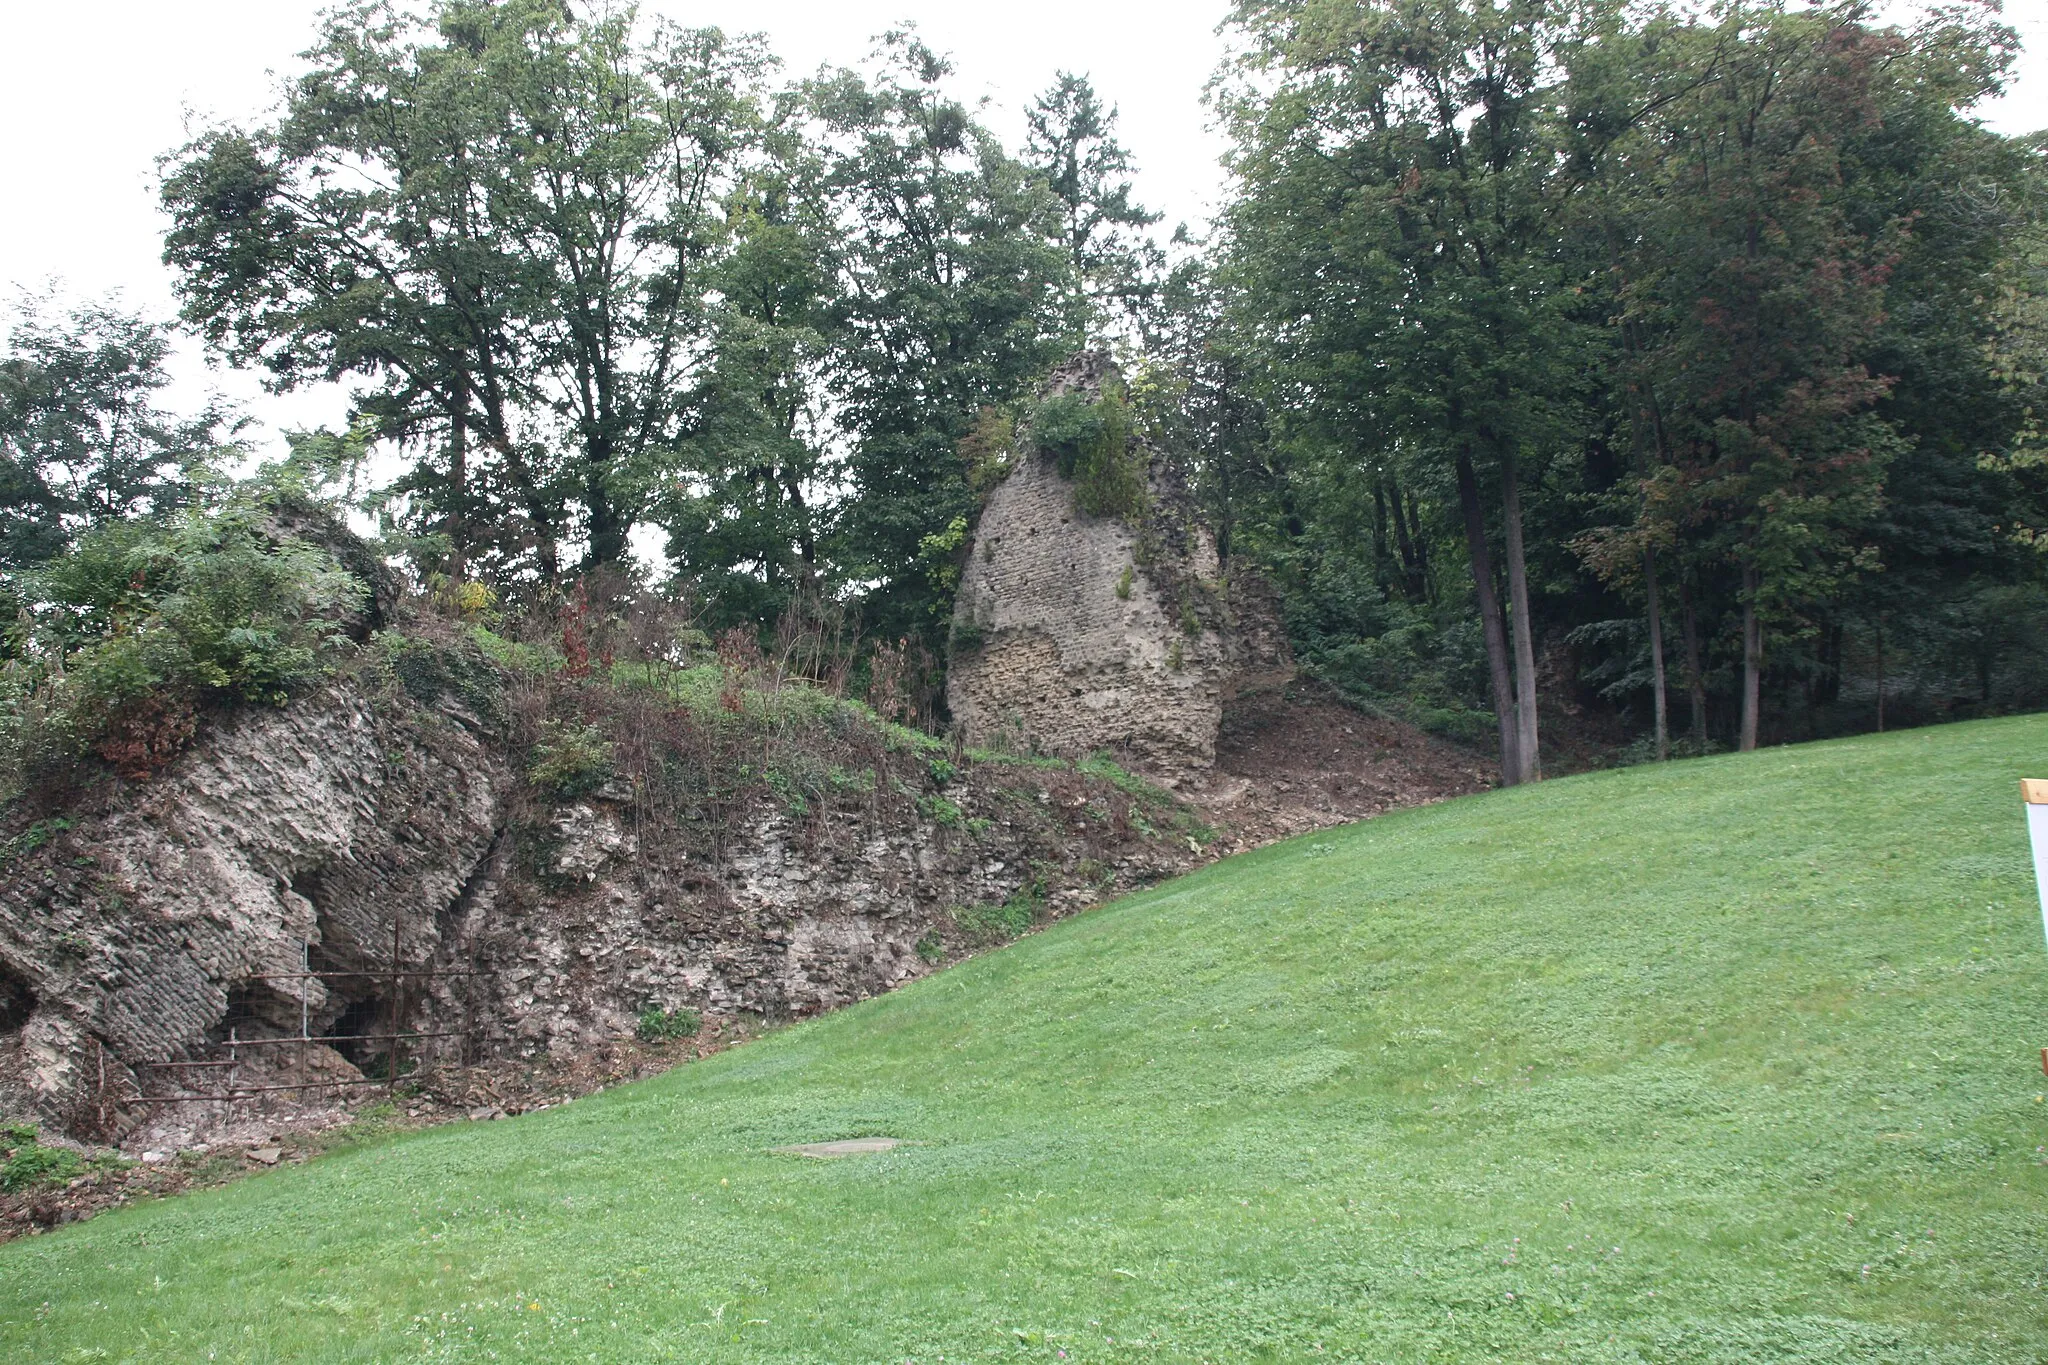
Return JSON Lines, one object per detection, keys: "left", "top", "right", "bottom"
{"left": 947, "top": 446, "right": 1233, "bottom": 774}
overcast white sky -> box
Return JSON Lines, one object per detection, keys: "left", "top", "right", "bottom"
{"left": 3, "top": 0, "right": 2044, "bottom": 458}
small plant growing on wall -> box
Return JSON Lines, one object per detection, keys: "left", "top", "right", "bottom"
{"left": 1030, "top": 380, "right": 1146, "bottom": 522}
{"left": 527, "top": 721, "right": 614, "bottom": 799}
{"left": 636, "top": 1006, "right": 700, "bottom": 1042}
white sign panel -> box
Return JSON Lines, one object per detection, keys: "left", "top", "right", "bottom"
{"left": 2025, "top": 781, "right": 2048, "bottom": 952}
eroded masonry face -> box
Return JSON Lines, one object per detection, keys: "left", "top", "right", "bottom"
{"left": 946, "top": 353, "right": 1291, "bottom": 776}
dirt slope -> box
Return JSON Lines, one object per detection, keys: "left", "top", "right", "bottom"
{"left": 1185, "top": 679, "right": 1494, "bottom": 850}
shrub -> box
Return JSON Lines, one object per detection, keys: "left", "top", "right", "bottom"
{"left": 917, "top": 793, "right": 964, "bottom": 827}
{"left": 1, "top": 1124, "right": 81, "bottom": 1192}
{"left": 1031, "top": 385, "right": 1146, "bottom": 522}
{"left": 636, "top": 1006, "right": 701, "bottom": 1042}
{"left": 377, "top": 632, "right": 504, "bottom": 718}
{"left": 0, "top": 816, "right": 75, "bottom": 866}
{"left": 527, "top": 721, "right": 615, "bottom": 799}
{"left": 953, "top": 898, "right": 1035, "bottom": 946}
{"left": 0, "top": 488, "right": 368, "bottom": 789}
{"left": 952, "top": 875, "right": 1048, "bottom": 947}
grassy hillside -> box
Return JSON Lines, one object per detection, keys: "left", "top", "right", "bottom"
{"left": 6, "top": 718, "right": 2048, "bottom": 1362}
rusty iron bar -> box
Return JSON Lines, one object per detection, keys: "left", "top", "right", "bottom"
{"left": 127, "top": 1073, "right": 452, "bottom": 1103}
{"left": 233, "top": 969, "right": 484, "bottom": 981}
{"left": 139, "top": 1030, "right": 464, "bottom": 1062}
{"left": 390, "top": 906, "right": 403, "bottom": 1095}
{"left": 134, "top": 899, "right": 486, "bottom": 1108}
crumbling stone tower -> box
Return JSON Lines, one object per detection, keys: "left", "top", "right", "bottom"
{"left": 946, "top": 353, "right": 1292, "bottom": 775}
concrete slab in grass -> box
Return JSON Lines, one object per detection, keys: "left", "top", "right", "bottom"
{"left": 773, "top": 1138, "right": 905, "bottom": 1159}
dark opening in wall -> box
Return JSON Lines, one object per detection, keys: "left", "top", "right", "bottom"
{"left": 0, "top": 960, "right": 34, "bottom": 1033}
{"left": 211, "top": 979, "right": 306, "bottom": 1039}
{"left": 323, "top": 994, "right": 389, "bottom": 1072}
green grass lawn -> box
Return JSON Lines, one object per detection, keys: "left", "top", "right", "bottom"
{"left": 6, "top": 717, "right": 2048, "bottom": 1362}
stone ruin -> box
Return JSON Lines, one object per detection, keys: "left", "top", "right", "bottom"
{"left": 947, "top": 353, "right": 1293, "bottom": 776}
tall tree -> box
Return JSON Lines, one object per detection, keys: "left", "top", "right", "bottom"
{"left": 1025, "top": 72, "right": 1163, "bottom": 334}
{"left": 0, "top": 295, "right": 235, "bottom": 570}
{"left": 656, "top": 136, "right": 843, "bottom": 628}
{"left": 805, "top": 32, "right": 1077, "bottom": 641}
{"left": 1609, "top": 7, "right": 1913, "bottom": 750}
{"left": 162, "top": 0, "right": 771, "bottom": 584}
{"left": 1219, "top": 0, "right": 1657, "bottom": 782}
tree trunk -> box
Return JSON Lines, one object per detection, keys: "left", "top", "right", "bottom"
{"left": 1645, "top": 546, "right": 1669, "bottom": 762}
{"left": 1389, "top": 476, "right": 1426, "bottom": 602}
{"left": 1874, "top": 622, "right": 1886, "bottom": 733}
{"left": 1456, "top": 450, "right": 1521, "bottom": 785}
{"left": 1500, "top": 446, "right": 1541, "bottom": 782}
{"left": 1679, "top": 577, "right": 1707, "bottom": 746}
{"left": 1405, "top": 489, "right": 1432, "bottom": 602}
{"left": 446, "top": 385, "right": 469, "bottom": 585}
{"left": 1739, "top": 562, "right": 1762, "bottom": 752}
{"left": 583, "top": 436, "right": 628, "bottom": 570}
{"left": 1372, "top": 480, "right": 1394, "bottom": 597}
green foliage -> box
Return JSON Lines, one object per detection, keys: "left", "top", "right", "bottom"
{"left": 804, "top": 32, "right": 1078, "bottom": 646}
{"left": 35, "top": 500, "right": 361, "bottom": 706}
{"left": 526, "top": 722, "right": 615, "bottom": 801}
{"left": 1031, "top": 384, "right": 1145, "bottom": 521}
{"left": 946, "top": 618, "right": 984, "bottom": 656}
{"left": 1309, "top": 617, "right": 1497, "bottom": 745}
{"left": 915, "top": 793, "right": 964, "bottom": 828}
{"left": 913, "top": 931, "right": 945, "bottom": 964}
{"left": 468, "top": 627, "right": 553, "bottom": 678}
{"left": 925, "top": 756, "right": 957, "bottom": 787}
{"left": 0, "top": 1124, "right": 81, "bottom": 1193}
{"left": 635, "top": 1007, "right": 701, "bottom": 1043}
{"left": 950, "top": 896, "right": 1036, "bottom": 948}
{"left": 376, "top": 632, "right": 504, "bottom": 719}
{"left": 0, "top": 294, "right": 234, "bottom": 570}
{"left": 1209, "top": 0, "right": 2045, "bottom": 764}
{"left": 914, "top": 516, "right": 971, "bottom": 605}
{"left": 0, "top": 816, "right": 75, "bottom": 867}
{"left": 1024, "top": 71, "right": 1163, "bottom": 334}
{"left": 162, "top": 3, "right": 778, "bottom": 580}
{"left": 0, "top": 485, "right": 366, "bottom": 786}
{"left": 1114, "top": 562, "right": 1134, "bottom": 600}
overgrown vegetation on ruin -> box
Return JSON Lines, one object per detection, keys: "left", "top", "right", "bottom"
{"left": 7, "top": 0, "right": 2046, "bottom": 778}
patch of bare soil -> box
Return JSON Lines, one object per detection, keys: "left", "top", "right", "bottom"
{"left": 1184, "top": 678, "right": 1495, "bottom": 851}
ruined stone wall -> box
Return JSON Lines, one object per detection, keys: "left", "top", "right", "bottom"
{"left": 946, "top": 354, "right": 1292, "bottom": 774}
{"left": 0, "top": 672, "right": 1195, "bottom": 1140}
{"left": 948, "top": 449, "right": 1231, "bottom": 771}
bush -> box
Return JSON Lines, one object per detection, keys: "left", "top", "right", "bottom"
{"left": 952, "top": 874, "right": 1048, "bottom": 947}
{"left": 1, "top": 1124, "right": 81, "bottom": 1192}
{"left": 1306, "top": 616, "right": 1495, "bottom": 745}
{"left": 527, "top": 721, "right": 615, "bottom": 799}
{"left": 377, "top": 631, "right": 504, "bottom": 718}
{"left": 636, "top": 1006, "right": 701, "bottom": 1042}
{"left": 1031, "top": 386, "right": 1146, "bottom": 522}
{"left": 0, "top": 488, "right": 368, "bottom": 788}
